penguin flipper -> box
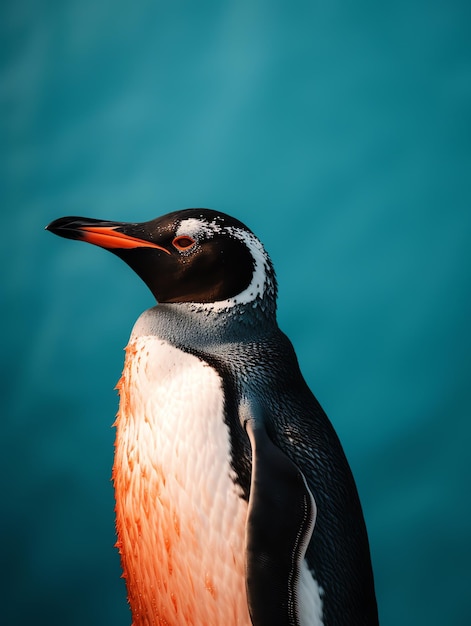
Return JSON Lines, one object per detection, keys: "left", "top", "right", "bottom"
{"left": 240, "top": 398, "right": 317, "bottom": 626}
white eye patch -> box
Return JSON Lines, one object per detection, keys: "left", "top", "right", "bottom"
{"left": 176, "top": 218, "right": 220, "bottom": 240}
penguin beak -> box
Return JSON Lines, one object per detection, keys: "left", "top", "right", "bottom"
{"left": 45, "top": 216, "right": 170, "bottom": 254}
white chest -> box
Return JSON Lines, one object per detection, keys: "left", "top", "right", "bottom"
{"left": 113, "top": 335, "right": 251, "bottom": 626}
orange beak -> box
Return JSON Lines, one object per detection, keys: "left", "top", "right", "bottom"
{"left": 45, "top": 216, "right": 170, "bottom": 254}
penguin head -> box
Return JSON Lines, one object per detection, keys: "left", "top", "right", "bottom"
{"left": 46, "top": 208, "right": 277, "bottom": 317}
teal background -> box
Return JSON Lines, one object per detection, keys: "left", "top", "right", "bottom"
{"left": 2, "top": 1, "right": 470, "bottom": 625}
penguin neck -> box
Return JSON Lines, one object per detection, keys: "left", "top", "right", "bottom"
{"left": 131, "top": 298, "right": 278, "bottom": 349}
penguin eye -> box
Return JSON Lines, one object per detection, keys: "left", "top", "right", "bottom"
{"left": 172, "top": 235, "right": 196, "bottom": 251}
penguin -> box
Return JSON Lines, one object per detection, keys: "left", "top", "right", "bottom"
{"left": 46, "top": 208, "right": 379, "bottom": 626}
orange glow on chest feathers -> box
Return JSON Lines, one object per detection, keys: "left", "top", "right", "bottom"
{"left": 113, "top": 337, "right": 251, "bottom": 626}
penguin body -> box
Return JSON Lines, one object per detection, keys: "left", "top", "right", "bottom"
{"left": 114, "top": 332, "right": 251, "bottom": 624}
{"left": 46, "top": 209, "right": 378, "bottom": 626}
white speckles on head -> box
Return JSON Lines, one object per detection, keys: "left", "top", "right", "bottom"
{"left": 225, "top": 227, "right": 270, "bottom": 307}
{"left": 176, "top": 216, "right": 273, "bottom": 312}
{"left": 176, "top": 217, "right": 219, "bottom": 239}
